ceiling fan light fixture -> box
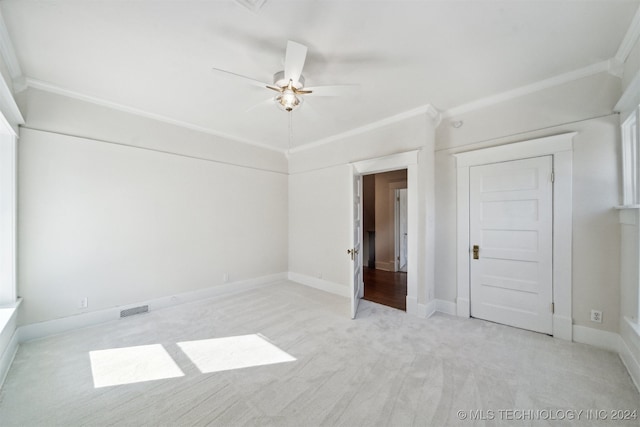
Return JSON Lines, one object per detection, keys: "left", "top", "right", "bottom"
{"left": 276, "top": 89, "right": 301, "bottom": 112}
{"left": 211, "top": 41, "right": 352, "bottom": 117}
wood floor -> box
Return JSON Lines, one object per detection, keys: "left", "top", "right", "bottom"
{"left": 363, "top": 267, "right": 407, "bottom": 311}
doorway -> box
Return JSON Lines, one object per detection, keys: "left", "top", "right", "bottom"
{"left": 454, "top": 133, "right": 574, "bottom": 340}
{"left": 361, "top": 170, "right": 407, "bottom": 311}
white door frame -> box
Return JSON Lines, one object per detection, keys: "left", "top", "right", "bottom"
{"left": 454, "top": 133, "right": 575, "bottom": 340}
{"left": 352, "top": 150, "right": 419, "bottom": 316}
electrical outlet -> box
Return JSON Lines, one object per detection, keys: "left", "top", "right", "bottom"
{"left": 590, "top": 309, "right": 602, "bottom": 323}
{"left": 79, "top": 297, "right": 88, "bottom": 309}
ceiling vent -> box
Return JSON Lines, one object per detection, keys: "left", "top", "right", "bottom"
{"left": 234, "top": 0, "right": 267, "bottom": 12}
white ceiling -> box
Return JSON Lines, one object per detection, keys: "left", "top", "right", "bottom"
{"left": 1, "top": 0, "right": 639, "bottom": 151}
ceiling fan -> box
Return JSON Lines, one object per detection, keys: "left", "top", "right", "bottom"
{"left": 212, "top": 40, "right": 357, "bottom": 113}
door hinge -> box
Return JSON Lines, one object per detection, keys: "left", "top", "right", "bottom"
{"left": 551, "top": 302, "right": 555, "bottom": 314}
{"left": 551, "top": 171, "right": 555, "bottom": 183}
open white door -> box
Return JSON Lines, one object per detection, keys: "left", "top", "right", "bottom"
{"left": 350, "top": 173, "right": 363, "bottom": 319}
{"left": 395, "top": 188, "right": 408, "bottom": 272}
{"left": 469, "top": 156, "right": 553, "bottom": 334}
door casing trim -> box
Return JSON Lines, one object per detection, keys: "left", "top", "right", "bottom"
{"left": 454, "top": 133, "right": 575, "bottom": 340}
{"left": 352, "top": 150, "right": 419, "bottom": 316}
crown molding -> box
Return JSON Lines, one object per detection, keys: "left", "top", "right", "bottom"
{"left": 442, "top": 60, "right": 611, "bottom": 119}
{"left": 24, "top": 77, "right": 441, "bottom": 156}
{"left": 608, "top": 58, "right": 625, "bottom": 78}
{"left": 615, "top": 68, "right": 640, "bottom": 116}
{"left": 424, "top": 104, "right": 442, "bottom": 127}
{"left": 0, "top": 9, "right": 21, "bottom": 81}
{"left": 289, "top": 104, "right": 440, "bottom": 154}
{"left": 0, "top": 69, "right": 23, "bottom": 133}
{"left": 25, "top": 78, "right": 285, "bottom": 153}
{"left": 615, "top": 4, "right": 640, "bottom": 63}
{"left": 0, "top": 76, "right": 23, "bottom": 132}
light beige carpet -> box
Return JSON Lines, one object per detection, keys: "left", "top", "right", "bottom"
{"left": 0, "top": 281, "right": 637, "bottom": 426}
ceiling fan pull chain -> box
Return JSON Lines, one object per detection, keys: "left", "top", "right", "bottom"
{"left": 288, "top": 111, "right": 293, "bottom": 151}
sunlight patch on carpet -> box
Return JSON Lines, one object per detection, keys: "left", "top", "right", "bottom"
{"left": 89, "top": 344, "right": 184, "bottom": 388}
{"left": 177, "top": 334, "right": 296, "bottom": 373}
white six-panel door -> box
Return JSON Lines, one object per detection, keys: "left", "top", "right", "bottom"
{"left": 469, "top": 156, "right": 553, "bottom": 334}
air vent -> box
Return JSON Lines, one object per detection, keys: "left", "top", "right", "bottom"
{"left": 120, "top": 305, "right": 149, "bottom": 318}
{"left": 234, "top": 0, "right": 267, "bottom": 12}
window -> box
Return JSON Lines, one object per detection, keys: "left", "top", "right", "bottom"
{"left": 620, "top": 105, "right": 640, "bottom": 325}
{"left": 621, "top": 108, "right": 639, "bottom": 206}
{"left": 0, "top": 112, "right": 17, "bottom": 305}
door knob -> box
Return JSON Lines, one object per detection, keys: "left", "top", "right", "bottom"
{"left": 472, "top": 245, "right": 479, "bottom": 260}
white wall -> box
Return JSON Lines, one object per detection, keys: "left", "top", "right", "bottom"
{"left": 17, "top": 92, "right": 288, "bottom": 326}
{"left": 17, "top": 88, "right": 287, "bottom": 174}
{"left": 288, "top": 113, "right": 433, "bottom": 174}
{"left": 436, "top": 72, "right": 621, "bottom": 150}
{"left": 288, "top": 113, "right": 436, "bottom": 306}
{"left": 288, "top": 164, "right": 352, "bottom": 292}
{"left": 435, "top": 71, "right": 622, "bottom": 334}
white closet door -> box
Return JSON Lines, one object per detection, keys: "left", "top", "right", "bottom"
{"left": 470, "top": 156, "right": 553, "bottom": 334}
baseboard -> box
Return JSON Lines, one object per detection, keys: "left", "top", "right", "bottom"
{"left": 572, "top": 325, "right": 620, "bottom": 353}
{"left": 620, "top": 317, "right": 640, "bottom": 392}
{"left": 436, "top": 299, "right": 457, "bottom": 316}
{"left": 287, "top": 272, "right": 349, "bottom": 298}
{"left": 18, "top": 272, "right": 287, "bottom": 343}
{"left": 406, "top": 296, "right": 419, "bottom": 317}
{"left": 553, "top": 314, "right": 573, "bottom": 341}
{"left": 456, "top": 297, "right": 470, "bottom": 317}
{"left": 424, "top": 300, "right": 436, "bottom": 318}
{"left": 407, "top": 299, "right": 456, "bottom": 318}
{"left": 571, "top": 325, "right": 639, "bottom": 392}
{"left": 619, "top": 335, "right": 640, "bottom": 392}
{"left": 374, "top": 261, "right": 395, "bottom": 272}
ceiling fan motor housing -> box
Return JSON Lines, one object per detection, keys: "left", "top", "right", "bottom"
{"left": 273, "top": 70, "right": 305, "bottom": 89}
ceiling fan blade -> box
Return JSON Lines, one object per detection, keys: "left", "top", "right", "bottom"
{"left": 211, "top": 67, "right": 270, "bottom": 89}
{"left": 284, "top": 41, "right": 308, "bottom": 85}
{"left": 305, "top": 84, "right": 360, "bottom": 97}
{"left": 245, "top": 97, "right": 275, "bottom": 113}
{"left": 298, "top": 98, "right": 323, "bottom": 121}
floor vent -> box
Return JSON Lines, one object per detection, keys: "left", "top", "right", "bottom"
{"left": 120, "top": 305, "right": 149, "bottom": 318}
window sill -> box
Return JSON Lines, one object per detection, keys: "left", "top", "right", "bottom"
{"left": 0, "top": 298, "right": 22, "bottom": 336}
{"left": 615, "top": 205, "right": 640, "bottom": 209}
